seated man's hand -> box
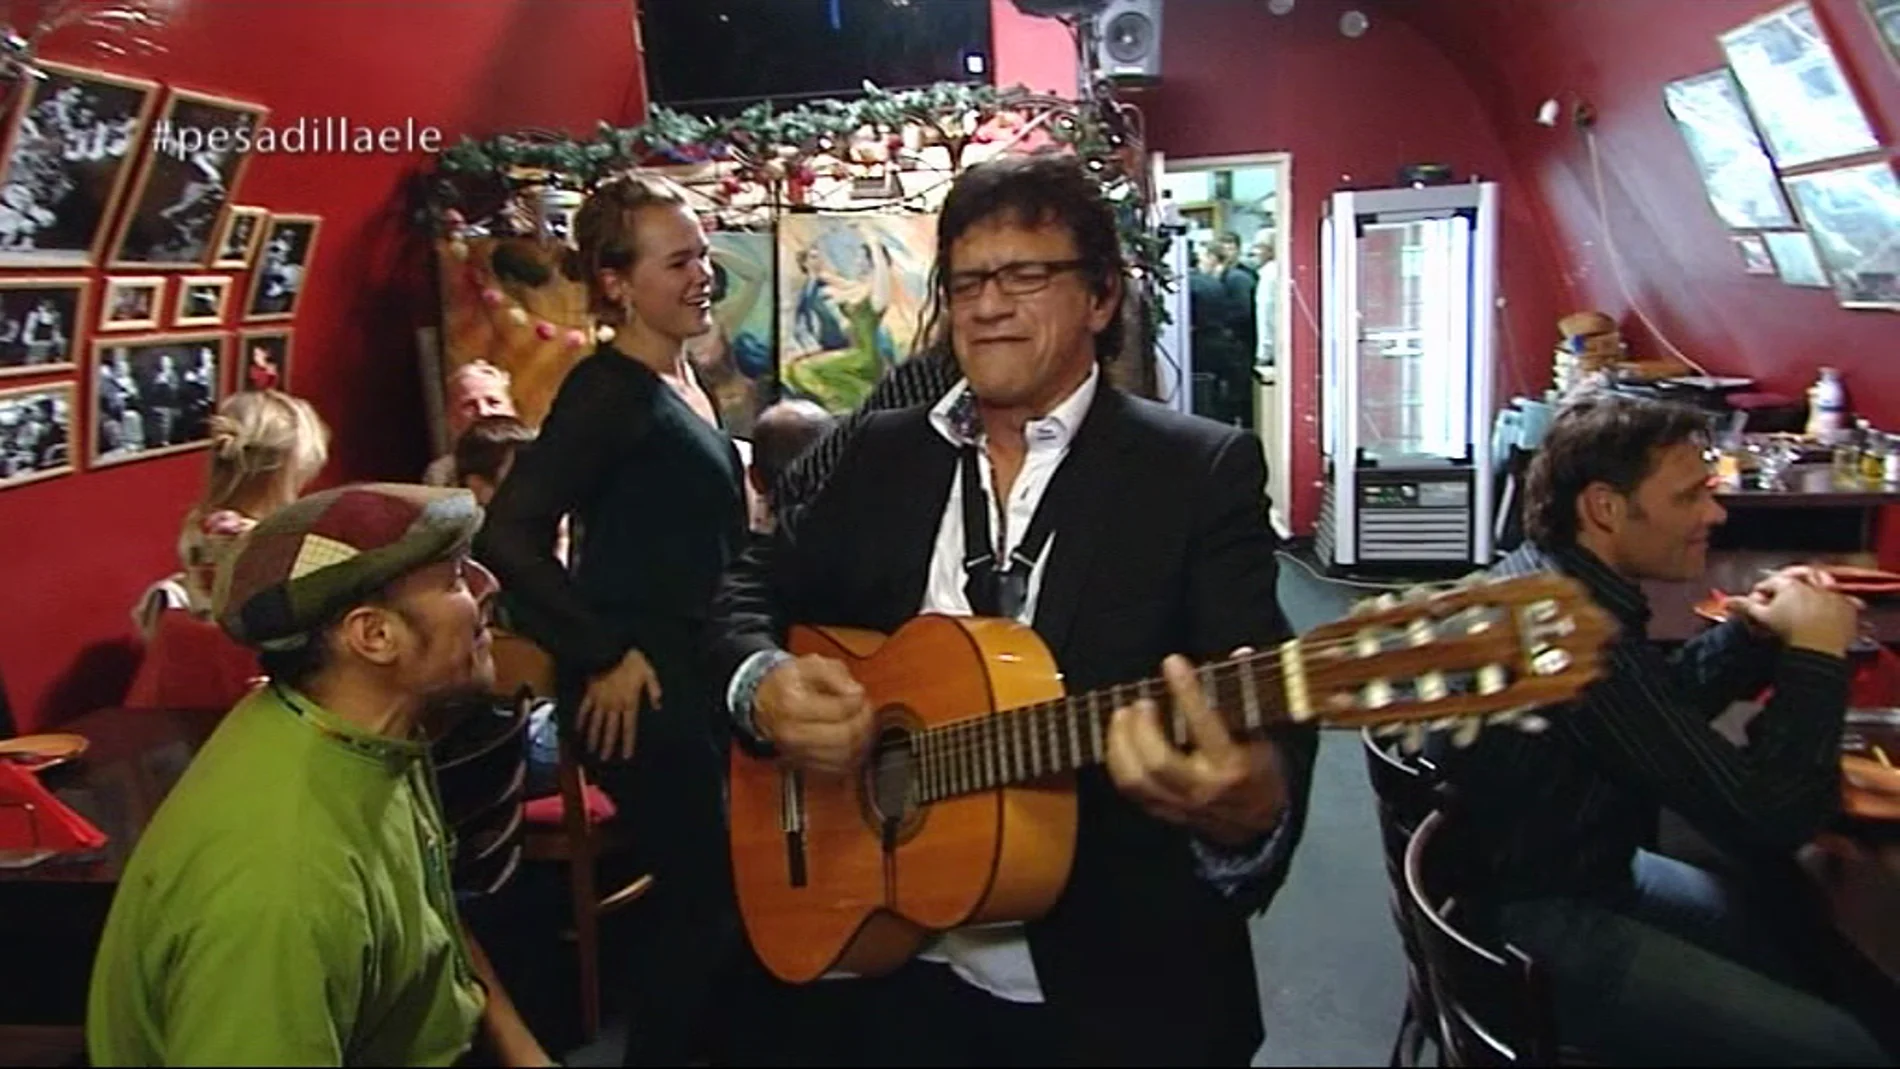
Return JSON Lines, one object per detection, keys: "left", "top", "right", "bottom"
{"left": 1105, "top": 650, "right": 1289, "bottom": 847}
{"left": 754, "top": 655, "right": 874, "bottom": 776}
{"left": 1727, "top": 577, "right": 1862, "bottom": 658}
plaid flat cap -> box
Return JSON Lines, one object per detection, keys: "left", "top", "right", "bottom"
{"left": 214, "top": 483, "right": 483, "bottom": 651}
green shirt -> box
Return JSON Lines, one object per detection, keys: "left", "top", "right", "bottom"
{"left": 88, "top": 684, "right": 486, "bottom": 1066}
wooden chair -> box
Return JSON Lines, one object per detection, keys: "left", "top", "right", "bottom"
{"left": 1362, "top": 729, "right": 1443, "bottom": 1067}
{"left": 434, "top": 694, "right": 530, "bottom": 899}
{"left": 490, "top": 628, "right": 653, "bottom": 1040}
{"left": 1403, "top": 809, "right": 1563, "bottom": 1066}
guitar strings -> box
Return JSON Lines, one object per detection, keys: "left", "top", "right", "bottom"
{"left": 903, "top": 630, "right": 1533, "bottom": 779}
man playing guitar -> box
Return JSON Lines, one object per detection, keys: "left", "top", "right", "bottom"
{"left": 711, "top": 153, "right": 1318, "bottom": 1066}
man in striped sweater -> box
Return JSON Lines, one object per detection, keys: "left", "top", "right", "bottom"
{"left": 1432, "top": 391, "right": 1885, "bottom": 1065}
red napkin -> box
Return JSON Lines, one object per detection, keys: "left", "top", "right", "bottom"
{"left": 523, "top": 784, "right": 617, "bottom": 827}
{"left": 0, "top": 760, "right": 107, "bottom": 855}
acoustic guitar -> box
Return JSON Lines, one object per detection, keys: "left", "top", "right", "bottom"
{"left": 729, "top": 572, "right": 1614, "bottom": 983}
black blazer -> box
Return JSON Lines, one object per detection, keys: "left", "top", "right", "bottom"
{"left": 710, "top": 384, "right": 1318, "bottom": 1065}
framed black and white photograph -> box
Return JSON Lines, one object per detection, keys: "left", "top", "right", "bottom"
{"left": 238, "top": 328, "right": 291, "bottom": 392}
{"left": 0, "top": 278, "right": 87, "bottom": 377}
{"left": 0, "top": 381, "right": 75, "bottom": 490}
{"left": 1783, "top": 160, "right": 1900, "bottom": 309}
{"left": 110, "top": 89, "right": 266, "bottom": 268}
{"left": 173, "top": 275, "right": 230, "bottom": 328}
{"left": 89, "top": 332, "right": 225, "bottom": 468}
{"left": 1662, "top": 70, "right": 1796, "bottom": 229}
{"left": 244, "top": 214, "right": 319, "bottom": 321}
{"left": 1732, "top": 233, "right": 1777, "bottom": 275}
{"left": 0, "top": 62, "right": 160, "bottom": 268}
{"left": 1762, "top": 229, "right": 1831, "bottom": 287}
{"left": 1721, "top": 2, "right": 1879, "bottom": 170}
{"left": 210, "top": 204, "right": 267, "bottom": 269}
{"left": 99, "top": 275, "right": 165, "bottom": 333}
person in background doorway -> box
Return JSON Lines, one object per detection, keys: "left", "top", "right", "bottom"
{"left": 1248, "top": 228, "right": 1278, "bottom": 372}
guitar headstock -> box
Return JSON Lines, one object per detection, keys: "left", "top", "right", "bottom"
{"left": 1290, "top": 571, "right": 1616, "bottom": 751}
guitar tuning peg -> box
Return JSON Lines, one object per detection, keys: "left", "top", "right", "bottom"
{"left": 1402, "top": 584, "right": 1432, "bottom": 602}
{"left": 1513, "top": 713, "right": 1550, "bottom": 734}
{"left": 1452, "top": 717, "right": 1483, "bottom": 748}
{"left": 1399, "top": 723, "right": 1427, "bottom": 754}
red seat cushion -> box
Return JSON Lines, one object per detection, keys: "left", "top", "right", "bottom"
{"left": 524, "top": 784, "right": 617, "bottom": 827}
{"left": 124, "top": 611, "right": 262, "bottom": 712}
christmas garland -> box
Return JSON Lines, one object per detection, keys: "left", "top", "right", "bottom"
{"left": 421, "top": 82, "right": 1174, "bottom": 329}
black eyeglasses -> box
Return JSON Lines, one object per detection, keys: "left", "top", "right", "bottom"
{"left": 946, "top": 259, "right": 1089, "bottom": 303}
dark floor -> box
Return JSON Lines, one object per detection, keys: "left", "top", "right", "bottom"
{"left": 497, "top": 549, "right": 1407, "bottom": 1067}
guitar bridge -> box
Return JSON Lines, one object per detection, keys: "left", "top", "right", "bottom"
{"left": 780, "top": 768, "right": 807, "bottom": 888}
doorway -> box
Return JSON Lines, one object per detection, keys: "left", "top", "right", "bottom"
{"left": 1157, "top": 152, "right": 1293, "bottom": 536}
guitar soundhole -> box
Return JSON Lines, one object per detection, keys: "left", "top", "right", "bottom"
{"left": 860, "top": 714, "right": 927, "bottom": 844}
{"left": 867, "top": 724, "right": 915, "bottom": 824}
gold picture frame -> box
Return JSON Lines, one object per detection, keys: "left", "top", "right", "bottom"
{"left": 244, "top": 213, "right": 320, "bottom": 322}
{"left": 98, "top": 275, "right": 166, "bottom": 333}
{"left": 209, "top": 204, "right": 269, "bottom": 269}
{"left": 173, "top": 274, "right": 231, "bottom": 328}
{"left": 0, "top": 380, "right": 76, "bottom": 491}
{"left": 0, "top": 61, "right": 160, "bottom": 268}
{"left": 87, "top": 331, "right": 228, "bottom": 469}
{"left": 109, "top": 88, "right": 268, "bottom": 269}
{"left": 0, "top": 277, "right": 90, "bottom": 378}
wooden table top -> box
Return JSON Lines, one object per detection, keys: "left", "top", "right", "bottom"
{"left": 1645, "top": 550, "right": 1900, "bottom": 645}
{"left": 0, "top": 707, "right": 222, "bottom": 885}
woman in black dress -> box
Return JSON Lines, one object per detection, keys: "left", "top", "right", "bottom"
{"left": 475, "top": 173, "right": 747, "bottom": 1066}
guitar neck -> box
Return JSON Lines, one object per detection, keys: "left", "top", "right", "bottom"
{"left": 912, "top": 645, "right": 1299, "bottom": 804}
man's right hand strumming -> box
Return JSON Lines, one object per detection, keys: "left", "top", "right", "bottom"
{"left": 754, "top": 655, "right": 873, "bottom": 775}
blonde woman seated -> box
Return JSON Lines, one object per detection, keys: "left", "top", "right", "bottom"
{"left": 176, "top": 390, "right": 331, "bottom": 617}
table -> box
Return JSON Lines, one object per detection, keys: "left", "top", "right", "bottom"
{"left": 1716, "top": 465, "right": 1900, "bottom": 509}
{"left": 0, "top": 707, "right": 221, "bottom": 1024}
{"left": 1645, "top": 549, "right": 1900, "bottom": 645}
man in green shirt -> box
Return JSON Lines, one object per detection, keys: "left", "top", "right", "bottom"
{"left": 89, "top": 483, "right": 551, "bottom": 1067}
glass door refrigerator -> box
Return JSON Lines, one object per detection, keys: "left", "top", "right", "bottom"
{"left": 1317, "top": 182, "right": 1499, "bottom": 572}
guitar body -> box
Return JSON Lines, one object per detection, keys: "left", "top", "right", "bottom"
{"left": 729, "top": 615, "right": 1078, "bottom": 984}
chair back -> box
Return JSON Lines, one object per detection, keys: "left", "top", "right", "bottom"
{"left": 1364, "top": 728, "right": 1444, "bottom": 1066}
{"left": 433, "top": 693, "right": 530, "bottom": 899}
{"left": 1403, "top": 809, "right": 1561, "bottom": 1067}
{"left": 123, "top": 609, "right": 261, "bottom": 712}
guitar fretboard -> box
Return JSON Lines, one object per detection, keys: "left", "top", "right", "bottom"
{"left": 909, "top": 647, "right": 1297, "bottom": 803}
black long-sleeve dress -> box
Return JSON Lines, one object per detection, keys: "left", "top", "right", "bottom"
{"left": 474, "top": 345, "right": 747, "bottom": 1064}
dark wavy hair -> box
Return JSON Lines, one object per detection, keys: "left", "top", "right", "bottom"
{"left": 917, "top": 152, "right": 1126, "bottom": 363}
{"left": 1522, "top": 392, "right": 1711, "bottom": 548}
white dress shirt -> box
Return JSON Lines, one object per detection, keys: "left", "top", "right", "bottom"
{"left": 910, "top": 365, "right": 1101, "bottom": 1004}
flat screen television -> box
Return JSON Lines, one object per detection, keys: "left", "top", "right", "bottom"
{"left": 640, "top": 0, "right": 994, "bottom": 114}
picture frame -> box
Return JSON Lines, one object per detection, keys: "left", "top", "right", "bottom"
{"left": 1732, "top": 233, "right": 1777, "bottom": 275}
{"left": 1782, "top": 160, "right": 1900, "bottom": 309}
{"left": 0, "top": 277, "right": 89, "bottom": 378}
{"left": 110, "top": 88, "right": 267, "bottom": 268}
{"left": 1661, "top": 70, "right": 1796, "bottom": 229}
{"left": 88, "top": 331, "right": 227, "bottom": 468}
{"left": 172, "top": 275, "right": 231, "bottom": 328}
{"left": 209, "top": 204, "right": 268, "bottom": 269}
{"left": 1720, "top": 2, "right": 1879, "bottom": 171}
{"left": 98, "top": 275, "right": 166, "bottom": 333}
{"left": 1761, "top": 229, "right": 1831, "bottom": 287}
{"left": 237, "top": 327, "right": 291, "bottom": 392}
{"left": 244, "top": 214, "right": 320, "bottom": 321}
{"left": 0, "top": 380, "right": 76, "bottom": 490}
{"left": 0, "top": 61, "right": 160, "bottom": 268}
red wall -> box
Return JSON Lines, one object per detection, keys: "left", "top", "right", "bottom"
{"left": 1396, "top": 0, "right": 1900, "bottom": 559}
{"left": 1113, "top": 0, "right": 1558, "bottom": 530}
{"left": 0, "top": 1, "right": 641, "bottom": 731}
